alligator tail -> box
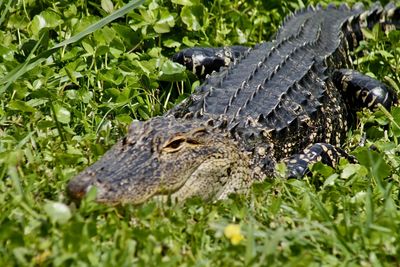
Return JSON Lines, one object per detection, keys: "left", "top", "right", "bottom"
{"left": 381, "top": 2, "right": 400, "bottom": 30}
{"left": 344, "top": 2, "right": 400, "bottom": 50}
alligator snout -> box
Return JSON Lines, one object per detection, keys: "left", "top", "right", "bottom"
{"left": 67, "top": 174, "right": 97, "bottom": 201}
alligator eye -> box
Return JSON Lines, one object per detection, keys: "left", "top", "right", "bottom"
{"left": 163, "top": 137, "right": 186, "bottom": 152}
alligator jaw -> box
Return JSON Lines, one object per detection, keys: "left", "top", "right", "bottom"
{"left": 67, "top": 172, "right": 160, "bottom": 205}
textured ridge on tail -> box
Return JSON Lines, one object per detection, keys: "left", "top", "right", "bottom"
{"left": 343, "top": 2, "right": 400, "bottom": 51}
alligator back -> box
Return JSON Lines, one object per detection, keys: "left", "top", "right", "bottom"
{"left": 171, "top": 4, "right": 396, "bottom": 159}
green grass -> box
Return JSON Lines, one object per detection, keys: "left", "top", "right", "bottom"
{"left": 0, "top": 0, "right": 400, "bottom": 266}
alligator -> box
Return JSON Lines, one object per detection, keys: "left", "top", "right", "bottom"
{"left": 67, "top": 2, "right": 400, "bottom": 204}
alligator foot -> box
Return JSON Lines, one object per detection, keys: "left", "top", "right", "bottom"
{"left": 284, "top": 143, "right": 355, "bottom": 178}
{"left": 333, "top": 69, "right": 397, "bottom": 111}
{"left": 172, "top": 46, "right": 249, "bottom": 78}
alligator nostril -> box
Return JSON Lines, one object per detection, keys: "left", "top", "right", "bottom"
{"left": 67, "top": 175, "right": 94, "bottom": 201}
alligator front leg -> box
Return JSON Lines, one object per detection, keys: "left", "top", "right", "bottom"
{"left": 286, "top": 70, "right": 398, "bottom": 178}
{"left": 333, "top": 69, "right": 397, "bottom": 111}
{"left": 284, "top": 143, "right": 355, "bottom": 178}
{"left": 172, "top": 46, "right": 249, "bottom": 78}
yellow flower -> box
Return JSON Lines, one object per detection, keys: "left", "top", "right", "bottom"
{"left": 224, "top": 224, "right": 244, "bottom": 245}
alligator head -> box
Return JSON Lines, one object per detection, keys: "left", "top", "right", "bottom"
{"left": 67, "top": 116, "right": 252, "bottom": 204}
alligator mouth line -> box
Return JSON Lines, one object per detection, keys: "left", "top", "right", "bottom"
{"left": 84, "top": 162, "right": 206, "bottom": 205}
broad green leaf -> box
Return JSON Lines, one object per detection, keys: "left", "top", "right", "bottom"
{"left": 163, "top": 39, "right": 181, "bottom": 48}
{"left": 310, "top": 162, "right": 335, "bottom": 178}
{"left": 154, "top": 10, "right": 175, "bottom": 33}
{"left": 340, "top": 164, "right": 368, "bottom": 179}
{"left": 7, "top": 100, "right": 36, "bottom": 113}
{"left": 138, "top": 108, "right": 150, "bottom": 120}
{"left": 159, "top": 60, "right": 186, "bottom": 81}
{"left": 139, "top": 9, "right": 156, "bottom": 24}
{"left": 322, "top": 173, "right": 339, "bottom": 187}
{"left": 352, "top": 147, "right": 391, "bottom": 180}
{"left": 384, "top": 76, "right": 399, "bottom": 92}
{"left": 181, "top": 5, "right": 206, "bottom": 31}
{"left": 376, "top": 50, "right": 393, "bottom": 58}
{"left": 101, "top": 0, "right": 114, "bottom": 13}
{"left": 30, "top": 10, "right": 63, "bottom": 36}
{"left": 54, "top": 105, "right": 71, "bottom": 124}
{"left": 27, "top": 98, "right": 48, "bottom": 107}
{"left": 93, "top": 26, "right": 116, "bottom": 45}
{"left": 6, "top": 12, "right": 29, "bottom": 30}
{"left": 44, "top": 201, "right": 72, "bottom": 224}
{"left": 96, "top": 45, "right": 110, "bottom": 56}
{"left": 66, "top": 90, "right": 77, "bottom": 100}
{"left": 350, "top": 191, "right": 367, "bottom": 204}
{"left": 132, "top": 60, "right": 153, "bottom": 75}
{"left": 64, "top": 4, "right": 77, "bottom": 18}
{"left": 116, "top": 114, "right": 133, "bottom": 124}
{"left": 390, "top": 107, "right": 400, "bottom": 137}
{"left": 388, "top": 30, "right": 400, "bottom": 43}
{"left": 171, "top": 0, "right": 198, "bottom": 5}
{"left": 113, "top": 24, "right": 140, "bottom": 46}
{"left": 182, "top": 36, "right": 198, "bottom": 47}
{"left": 82, "top": 41, "right": 95, "bottom": 55}
{"left": 100, "top": 68, "right": 124, "bottom": 85}
{"left": 361, "top": 28, "right": 375, "bottom": 40}
{"left": 0, "top": 45, "right": 14, "bottom": 61}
